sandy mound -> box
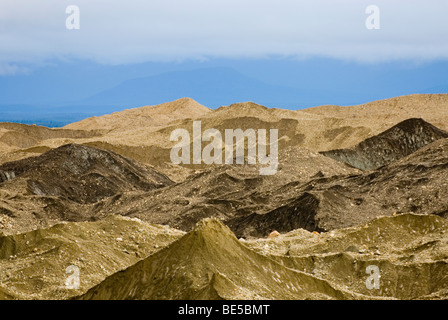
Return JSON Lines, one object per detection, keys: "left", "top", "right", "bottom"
{"left": 2, "top": 94, "right": 447, "bottom": 182}
{"left": 93, "top": 95, "right": 448, "bottom": 166}
{"left": 321, "top": 118, "right": 448, "bottom": 170}
{"left": 76, "top": 214, "right": 448, "bottom": 300}
{"left": 64, "top": 98, "right": 211, "bottom": 132}
{"left": 0, "top": 144, "right": 173, "bottom": 235}
{"left": 0, "top": 122, "right": 103, "bottom": 149}
{"left": 95, "top": 146, "right": 359, "bottom": 232}
{"left": 0, "top": 215, "right": 184, "bottom": 299}
{"left": 245, "top": 213, "right": 448, "bottom": 300}
{"left": 303, "top": 94, "right": 448, "bottom": 135}
{"left": 0, "top": 144, "right": 173, "bottom": 202}
{"left": 229, "top": 136, "right": 448, "bottom": 237}
{"left": 76, "top": 218, "right": 358, "bottom": 300}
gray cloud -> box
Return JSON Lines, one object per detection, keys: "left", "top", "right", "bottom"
{"left": 0, "top": 0, "right": 448, "bottom": 71}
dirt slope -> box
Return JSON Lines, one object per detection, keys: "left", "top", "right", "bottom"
{"left": 320, "top": 118, "right": 448, "bottom": 170}
{"left": 77, "top": 214, "right": 448, "bottom": 300}
{"left": 0, "top": 122, "right": 103, "bottom": 149}
{"left": 245, "top": 213, "right": 448, "bottom": 300}
{"left": 0, "top": 143, "right": 173, "bottom": 202}
{"left": 64, "top": 98, "right": 211, "bottom": 132}
{"left": 0, "top": 144, "right": 173, "bottom": 235}
{"left": 228, "top": 137, "right": 448, "bottom": 237}
{"left": 96, "top": 146, "right": 359, "bottom": 232}
{"left": 0, "top": 94, "right": 447, "bottom": 300}
{"left": 2, "top": 94, "right": 447, "bottom": 180}
{"left": 76, "top": 218, "right": 362, "bottom": 300}
{"left": 0, "top": 215, "right": 184, "bottom": 300}
{"left": 303, "top": 94, "right": 448, "bottom": 133}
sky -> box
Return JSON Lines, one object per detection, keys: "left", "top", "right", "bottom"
{"left": 0, "top": 0, "right": 447, "bottom": 122}
{"left": 1, "top": 0, "right": 448, "bottom": 69}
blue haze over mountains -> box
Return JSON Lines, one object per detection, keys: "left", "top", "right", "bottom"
{"left": 0, "top": 58, "right": 447, "bottom": 127}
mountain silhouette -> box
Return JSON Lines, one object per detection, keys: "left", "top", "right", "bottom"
{"left": 82, "top": 67, "right": 332, "bottom": 108}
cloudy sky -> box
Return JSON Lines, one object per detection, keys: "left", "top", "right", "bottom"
{"left": 0, "top": 0, "right": 447, "bottom": 116}
{"left": 1, "top": 0, "right": 448, "bottom": 73}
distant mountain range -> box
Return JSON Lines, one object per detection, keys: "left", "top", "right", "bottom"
{"left": 1, "top": 58, "right": 447, "bottom": 127}
{"left": 81, "top": 67, "right": 337, "bottom": 108}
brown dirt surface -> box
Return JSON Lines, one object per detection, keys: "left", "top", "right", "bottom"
{"left": 320, "top": 118, "right": 448, "bottom": 170}
{"left": 64, "top": 97, "right": 211, "bottom": 132}
{"left": 227, "top": 136, "right": 448, "bottom": 238}
{"left": 244, "top": 213, "right": 448, "bottom": 300}
{"left": 0, "top": 215, "right": 184, "bottom": 300}
{"left": 75, "top": 218, "right": 364, "bottom": 300}
{"left": 76, "top": 214, "right": 448, "bottom": 300}
{"left": 0, "top": 94, "right": 448, "bottom": 300}
{"left": 302, "top": 94, "right": 448, "bottom": 148}
{"left": 0, "top": 122, "right": 104, "bottom": 149}
{"left": 2, "top": 94, "right": 447, "bottom": 178}
{"left": 97, "top": 146, "right": 359, "bottom": 232}
{"left": 0, "top": 143, "right": 173, "bottom": 235}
